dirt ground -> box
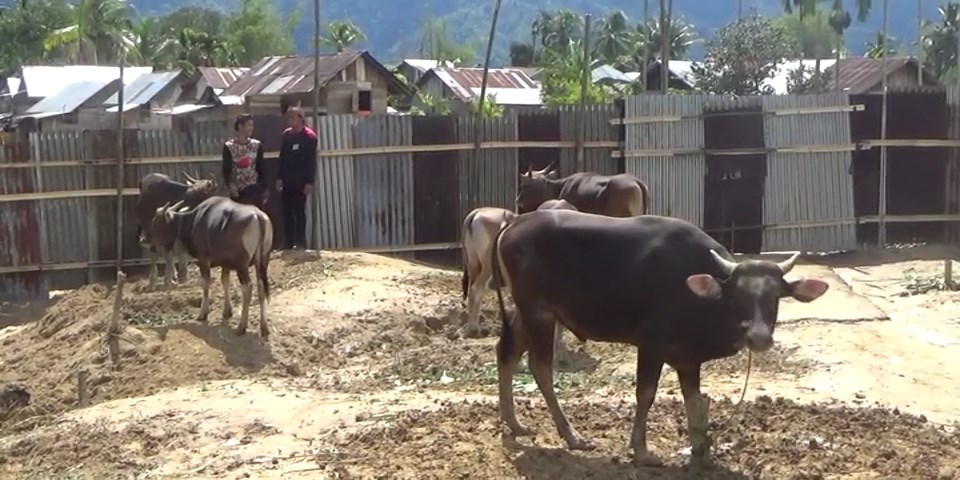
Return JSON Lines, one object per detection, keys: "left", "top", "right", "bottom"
{"left": 0, "top": 248, "right": 959, "bottom": 479}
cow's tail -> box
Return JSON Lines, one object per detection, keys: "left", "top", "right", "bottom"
{"left": 460, "top": 209, "right": 479, "bottom": 301}
{"left": 255, "top": 213, "right": 272, "bottom": 300}
{"left": 491, "top": 218, "right": 513, "bottom": 356}
{"left": 636, "top": 179, "right": 651, "bottom": 215}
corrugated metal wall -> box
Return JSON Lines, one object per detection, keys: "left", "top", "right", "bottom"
{"left": 946, "top": 87, "right": 960, "bottom": 243}
{"left": 313, "top": 115, "right": 357, "bottom": 249}
{"left": 352, "top": 115, "right": 414, "bottom": 248}
{"left": 761, "top": 93, "right": 857, "bottom": 252}
{"left": 557, "top": 104, "right": 621, "bottom": 175}
{"left": 624, "top": 94, "right": 706, "bottom": 226}
{"left": 457, "top": 114, "right": 517, "bottom": 223}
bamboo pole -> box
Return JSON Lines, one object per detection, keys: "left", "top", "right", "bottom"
{"left": 878, "top": 0, "right": 890, "bottom": 246}
{"left": 311, "top": 0, "right": 321, "bottom": 249}
{"left": 473, "top": 0, "right": 502, "bottom": 209}
{"left": 115, "top": 56, "right": 125, "bottom": 273}
{"left": 577, "top": 13, "right": 592, "bottom": 171}
{"left": 641, "top": 0, "right": 649, "bottom": 92}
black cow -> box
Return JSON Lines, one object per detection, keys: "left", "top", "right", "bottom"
{"left": 516, "top": 164, "right": 651, "bottom": 216}
{"left": 135, "top": 172, "right": 219, "bottom": 289}
{"left": 491, "top": 210, "right": 829, "bottom": 468}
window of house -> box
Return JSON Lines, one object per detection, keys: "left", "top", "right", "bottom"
{"left": 358, "top": 90, "right": 372, "bottom": 113}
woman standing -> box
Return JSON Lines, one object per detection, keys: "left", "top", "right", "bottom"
{"left": 222, "top": 114, "right": 268, "bottom": 206}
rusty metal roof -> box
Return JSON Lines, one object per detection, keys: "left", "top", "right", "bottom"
{"left": 826, "top": 57, "right": 935, "bottom": 94}
{"left": 222, "top": 52, "right": 365, "bottom": 97}
{"left": 198, "top": 67, "right": 249, "bottom": 90}
{"left": 418, "top": 67, "right": 541, "bottom": 104}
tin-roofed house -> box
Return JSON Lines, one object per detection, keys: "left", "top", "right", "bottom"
{"left": 414, "top": 67, "right": 543, "bottom": 114}
{"left": 14, "top": 78, "right": 122, "bottom": 131}
{"left": 222, "top": 51, "right": 412, "bottom": 116}
{"left": 102, "top": 70, "right": 195, "bottom": 128}
{"left": 11, "top": 65, "right": 153, "bottom": 114}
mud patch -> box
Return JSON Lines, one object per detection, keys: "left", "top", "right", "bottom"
{"left": 324, "top": 397, "right": 960, "bottom": 479}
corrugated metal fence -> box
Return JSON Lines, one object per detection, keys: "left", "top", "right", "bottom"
{"left": 2, "top": 91, "right": 960, "bottom": 300}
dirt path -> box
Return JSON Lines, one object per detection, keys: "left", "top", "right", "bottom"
{"left": 1, "top": 251, "right": 959, "bottom": 479}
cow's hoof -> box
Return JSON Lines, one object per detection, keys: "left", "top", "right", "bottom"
{"left": 196, "top": 313, "right": 209, "bottom": 323}
{"left": 504, "top": 421, "right": 535, "bottom": 437}
{"left": 222, "top": 310, "right": 233, "bottom": 320}
{"left": 235, "top": 328, "right": 247, "bottom": 336}
{"left": 634, "top": 452, "right": 664, "bottom": 467}
{"left": 689, "top": 454, "right": 714, "bottom": 470}
{"left": 460, "top": 327, "right": 482, "bottom": 339}
{"left": 565, "top": 436, "right": 596, "bottom": 451}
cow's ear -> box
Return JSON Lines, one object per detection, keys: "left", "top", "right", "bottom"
{"left": 686, "top": 274, "right": 722, "bottom": 299}
{"left": 788, "top": 279, "right": 829, "bottom": 303}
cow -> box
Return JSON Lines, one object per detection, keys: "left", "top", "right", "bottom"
{"left": 150, "top": 196, "right": 274, "bottom": 338}
{"left": 516, "top": 163, "right": 651, "bottom": 217}
{"left": 135, "top": 172, "right": 219, "bottom": 289}
{"left": 460, "top": 199, "right": 580, "bottom": 357}
{"left": 490, "top": 210, "right": 829, "bottom": 468}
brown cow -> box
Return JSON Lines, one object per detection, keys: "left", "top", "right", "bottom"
{"left": 491, "top": 210, "right": 829, "bottom": 468}
{"left": 516, "top": 164, "right": 650, "bottom": 216}
{"left": 150, "top": 197, "right": 273, "bottom": 338}
{"left": 135, "top": 172, "right": 219, "bottom": 289}
{"left": 461, "top": 207, "right": 517, "bottom": 337}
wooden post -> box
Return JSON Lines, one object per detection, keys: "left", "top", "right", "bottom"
{"left": 946, "top": 260, "right": 954, "bottom": 289}
{"left": 577, "top": 13, "right": 592, "bottom": 171}
{"left": 77, "top": 369, "right": 89, "bottom": 407}
{"left": 878, "top": 0, "right": 890, "bottom": 247}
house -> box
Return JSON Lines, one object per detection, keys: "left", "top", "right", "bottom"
{"left": 639, "top": 60, "right": 698, "bottom": 92}
{"left": 14, "top": 79, "right": 122, "bottom": 131}
{"left": 103, "top": 70, "right": 195, "bottom": 128}
{"left": 222, "top": 51, "right": 412, "bottom": 116}
{"left": 415, "top": 67, "right": 542, "bottom": 114}
{"left": 10, "top": 65, "right": 152, "bottom": 114}
{"left": 396, "top": 59, "right": 455, "bottom": 85}
{"left": 827, "top": 57, "right": 939, "bottom": 94}
{"left": 195, "top": 67, "right": 249, "bottom": 101}
{"left": 151, "top": 67, "right": 249, "bottom": 124}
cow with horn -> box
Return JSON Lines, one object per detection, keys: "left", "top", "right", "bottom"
{"left": 135, "top": 172, "right": 220, "bottom": 289}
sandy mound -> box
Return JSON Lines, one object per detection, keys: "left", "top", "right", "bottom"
{"left": 327, "top": 396, "right": 960, "bottom": 479}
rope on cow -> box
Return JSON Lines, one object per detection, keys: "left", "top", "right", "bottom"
{"left": 711, "top": 350, "right": 753, "bottom": 436}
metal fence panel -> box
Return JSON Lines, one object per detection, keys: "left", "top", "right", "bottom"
{"left": 457, "top": 114, "right": 518, "bottom": 223}
{"left": 946, "top": 87, "right": 960, "bottom": 242}
{"left": 557, "top": 104, "right": 620, "bottom": 175}
{"left": 624, "top": 94, "right": 706, "bottom": 226}
{"left": 313, "top": 115, "right": 357, "bottom": 249}
{"left": 353, "top": 115, "right": 413, "bottom": 248}
{"left": 762, "top": 93, "right": 857, "bottom": 252}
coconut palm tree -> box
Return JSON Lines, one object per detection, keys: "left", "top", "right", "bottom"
{"left": 593, "top": 10, "right": 634, "bottom": 66}
{"left": 322, "top": 20, "right": 366, "bottom": 53}
{"left": 626, "top": 17, "right": 698, "bottom": 71}
{"left": 922, "top": 2, "right": 960, "bottom": 81}
{"left": 43, "top": 0, "right": 136, "bottom": 64}
{"left": 129, "top": 16, "right": 176, "bottom": 68}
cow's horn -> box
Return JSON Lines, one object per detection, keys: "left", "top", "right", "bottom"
{"left": 710, "top": 249, "right": 737, "bottom": 276}
{"left": 525, "top": 163, "right": 533, "bottom": 175}
{"left": 539, "top": 162, "right": 557, "bottom": 174}
{"left": 169, "top": 200, "right": 185, "bottom": 211}
{"left": 183, "top": 172, "right": 198, "bottom": 184}
{"left": 776, "top": 252, "right": 801, "bottom": 274}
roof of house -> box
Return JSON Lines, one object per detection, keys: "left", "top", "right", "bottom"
{"left": 825, "top": 57, "right": 936, "bottom": 93}
{"left": 592, "top": 64, "right": 632, "bottom": 84}
{"left": 23, "top": 79, "right": 119, "bottom": 118}
{"left": 418, "top": 67, "right": 542, "bottom": 105}
{"left": 400, "top": 59, "right": 456, "bottom": 73}
{"left": 222, "top": 50, "right": 411, "bottom": 97}
{"left": 104, "top": 71, "right": 184, "bottom": 111}
{"left": 198, "top": 67, "right": 249, "bottom": 91}
{"left": 19, "top": 65, "right": 152, "bottom": 98}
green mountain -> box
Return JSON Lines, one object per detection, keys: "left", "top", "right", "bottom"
{"left": 135, "top": 0, "right": 939, "bottom": 65}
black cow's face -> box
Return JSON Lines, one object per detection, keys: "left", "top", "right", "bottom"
{"left": 686, "top": 251, "right": 829, "bottom": 352}
{"left": 516, "top": 165, "right": 560, "bottom": 213}
{"left": 149, "top": 202, "right": 185, "bottom": 251}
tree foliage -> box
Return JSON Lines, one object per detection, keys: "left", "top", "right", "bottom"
{"left": 691, "top": 15, "right": 799, "bottom": 95}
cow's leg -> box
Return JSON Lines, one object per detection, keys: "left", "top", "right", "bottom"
{"left": 163, "top": 247, "right": 176, "bottom": 288}
{"left": 526, "top": 310, "right": 593, "bottom": 450}
{"left": 631, "top": 349, "right": 666, "bottom": 467}
{"left": 196, "top": 261, "right": 211, "bottom": 323}
{"left": 147, "top": 247, "right": 160, "bottom": 290}
{"left": 220, "top": 268, "right": 233, "bottom": 321}
{"left": 176, "top": 244, "right": 190, "bottom": 284}
{"left": 236, "top": 268, "right": 253, "bottom": 336}
{"left": 496, "top": 310, "right": 532, "bottom": 436}
{"left": 463, "top": 267, "right": 488, "bottom": 338}
{"left": 675, "top": 363, "right": 712, "bottom": 469}
{"left": 257, "top": 268, "right": 269, "bottom": 339}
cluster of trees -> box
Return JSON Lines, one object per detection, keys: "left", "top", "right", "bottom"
{"left": 0, "top": 0, "right": 374, "bottom": 73}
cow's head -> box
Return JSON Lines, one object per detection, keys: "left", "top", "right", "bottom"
{"left": 685, "top": 251, "right": 829, "bottom": 352}
{"left": 149, "top": 200, "right": 191, "bottom": 251}
{"left": 183, "top": 172, "right": 219, "bottom": 203}
{"left": 516, "top": 163, "right": 560, "bottom": 213}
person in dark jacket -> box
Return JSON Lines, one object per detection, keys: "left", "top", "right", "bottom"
{"left": 276, "top": 106, "right": 317, "bottom": 250}
{"left": 222, "top": 114, "right": 267, "bottom": 206}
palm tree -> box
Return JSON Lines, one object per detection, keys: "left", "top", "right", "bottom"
{"left": 129, "top": 17, "right": 176, "bottom": 68}
{"left": 531, "top": 9, "right": 583, "bottom": 56}
{"left": 173, "top": 28, "right": 236, "bottom": 72}
{"left": 322, "top": 20, "right": 366, "bottom": 53}
{"left": 865, "top": 32, "right": 897, "bottom": 59}
{"left": 626, "top": 17, "right": 698, "bottom": 71}
{"left": 782, "top": 0, "right": 872, "bottom": 90}
{"left": 922, "top": 3, "right": 960, "bottom": 81}
{"left": 593, "top": 10, "right": 634, "bottom": 66}
{"left": 43, "top": 0, "right": 136, "bottom": 64}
